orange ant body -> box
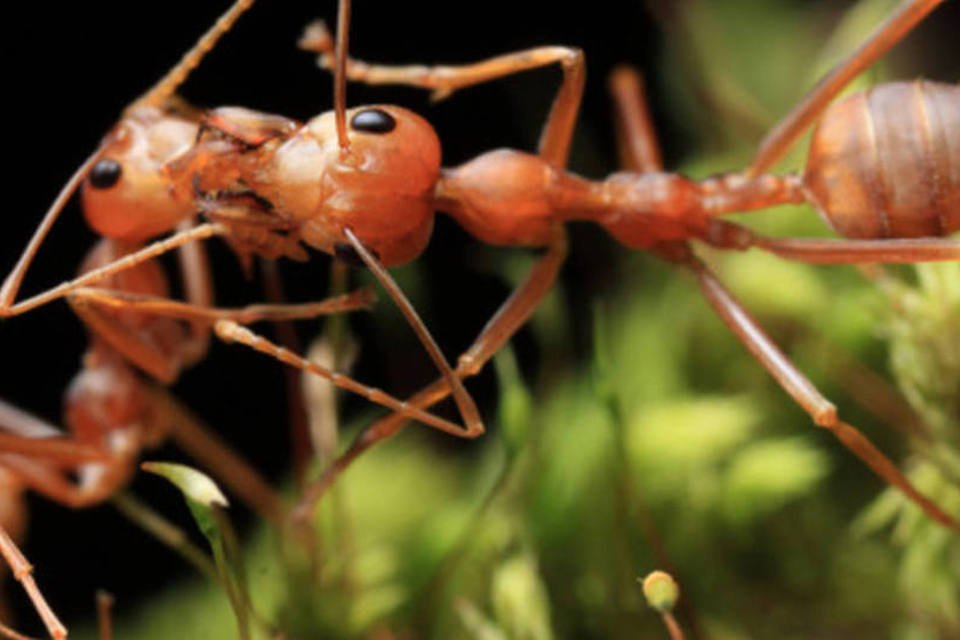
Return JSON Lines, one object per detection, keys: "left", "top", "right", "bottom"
{"left": 177, "top": 0, "right": 960, "bottom": 532}
{"left": 0, "top": 0, "right": 958, "bottom": 634}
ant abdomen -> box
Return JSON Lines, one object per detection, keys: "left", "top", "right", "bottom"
{"left": 804, "top": 80, "right": 960, "bottom": 239}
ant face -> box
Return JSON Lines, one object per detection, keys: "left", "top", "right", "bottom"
{"left": 81, "top": 107, "right": 198, "bottom": 242}
{"left": 250, "top": 104, "right": 442, "bottom": 267}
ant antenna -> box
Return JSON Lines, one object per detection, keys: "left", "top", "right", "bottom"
{"left": 134, "top": 0, "right": 258, "bottom": 110}
{"left": 334, "top": 0, "right": 352, "bottom": 153}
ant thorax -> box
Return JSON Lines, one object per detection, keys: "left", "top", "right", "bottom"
{"left": 184, "top": 104, "right": 442, "bottom": 267}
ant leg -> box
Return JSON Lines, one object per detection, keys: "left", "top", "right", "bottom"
{"left": 0, "top": 400, "right": 108, "bottom": 466}
{"left": 751, "top": 236, "right": 960, "bottom": 264}
{"left": 608, "top": 66, "right": 663, "bottom": 172}
{"left": 0, "top": 452, "right": 127, "bottom": 510}
{"left": 96, "top": 591, "right": 114, "bottom": 640}
{"left": 0, "top": 150, "right": 101, "bottom": 315}
{"left": 0, "top": 0, "right": 258, "bottom": 316}
{"left": 747, "top": 0, "right": 944, "bottom": 175}
{"left": 1, "top": 223, "right": 228, "bottom": 318}
{"left": 173, "top": 219, "right": 215, "bottom": 368}
{"left": 0, "top": 393, "right": 283, "bottom": 525}
{"left": 341, "top": 228, "right": 482, "bottom": 438}
{"left": 133, "top": 0, "right": 258, "bottom": 109}
{"left": 260, "top": 259, "right": 312, "bottom": 483}
{"left": 0, "top": 434, "right": 107, "bottom": 468}
{"left": 292, "top": 227, "right": 569, "bottom": 520}
{"left": 70, "top": 288, "right": 374, "bottom": 325}
{"left": 213, "top": 321, "right": 481, "bottom": 439}
{"left": 706, "top": 220, "right": 960, "bottom": 263}
{"left": 0, "top": 526, "right": 66, "bottom": 640}
{"left": 67, "top": 287, "right": 374, "bottom": 384}
{"left": 300, "top": 23, "right": 584, "bottom": 167}
{"left": 681, "top": 249, "right": 960, "bottom": 532}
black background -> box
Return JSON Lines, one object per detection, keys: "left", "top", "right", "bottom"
{"left": 0, "top": 0, "right": 957, "bottom": 632}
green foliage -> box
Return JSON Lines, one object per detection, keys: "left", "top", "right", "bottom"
{"left": 854, "top": 263, "right": 960, "bottom": 638}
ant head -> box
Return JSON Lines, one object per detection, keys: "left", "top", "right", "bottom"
{"left": 81, "top": 107, "right": 196, "bottom": 242}
{"left": 251, "top": 104, "right": 442, "bottom": 267}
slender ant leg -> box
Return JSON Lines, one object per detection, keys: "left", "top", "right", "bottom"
{"left": 608, "top": 66, "right": 663, "bottom": 173}
{"left": 0, "top": 526, "right": 66, "bottom": 640}
{"left": 0, "top": 387, "right": 284, "bottom": 525}
{"left": 681, "top": 252, "right": 959, "bottom": 531}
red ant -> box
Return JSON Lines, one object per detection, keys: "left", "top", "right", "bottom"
{"left": 265, "top": 0, "right": 957, "bottom": 528}
{"left": 11, "top": 0, "right": 960, "bottom": 524}
{"left": 0, "top": 0, "right": 957, "bottom": 632}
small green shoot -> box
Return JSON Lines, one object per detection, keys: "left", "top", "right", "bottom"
{"left": 142, "top": 462, "right": 254, "bottom": 640}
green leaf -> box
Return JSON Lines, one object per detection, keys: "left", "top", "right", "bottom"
{"left": 142, "top": 461, "right": 229, "bottom": 509}
{"left": 142, "top": 462, "right": 252, "bottom": 639}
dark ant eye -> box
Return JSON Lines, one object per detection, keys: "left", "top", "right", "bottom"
{"left": 350, "top": 108, "right": 396, "bottom": 134}
{"left": 334, "top": 241, "right": 380, "bottom": 267}
{"left": 88, "top": 159, "right": 123, "bottom": 189}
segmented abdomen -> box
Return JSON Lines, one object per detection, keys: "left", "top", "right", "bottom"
{"left": 804, "top": 80, "right": 960, "bottom": 239}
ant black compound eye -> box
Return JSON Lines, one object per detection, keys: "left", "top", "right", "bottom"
{"left": 350, "top": 108, "right": 396, "bottom": 134}
{"left": 88, "top": 158, "right": 123, "bottom": 189}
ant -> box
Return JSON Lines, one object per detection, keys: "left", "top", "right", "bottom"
{"left": 262, "top": 0, "right": 957, "bottom": 529}
{"left": 10, "top": 0, "right": 960, "bottom": 526}
{"left": 0, "top": 2, "right": 957, "bottom": 633}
